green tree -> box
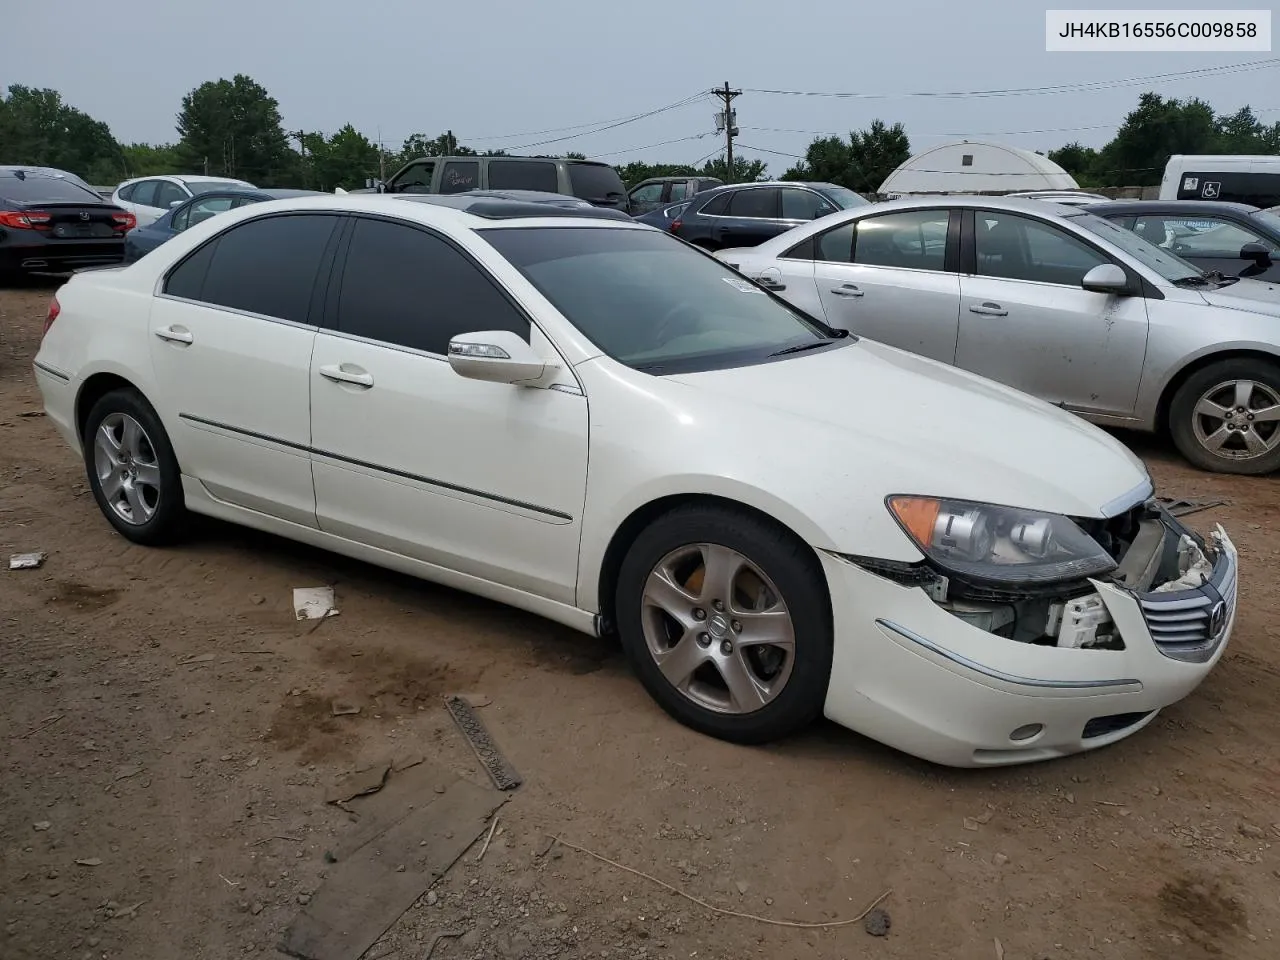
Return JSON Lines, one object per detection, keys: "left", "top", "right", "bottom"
{"left": 1, "top": 85, "right": 125, "bottom": 183}
{"left": 121, "top": 142, "right": 183, "bottom": 178}
{"left": 175, "top": 74, "right": 297, "bottom": 185}
{"left": 306, "top": 124, "right": 381, "bottom": 191}
{"left": 396, "top": 131, "right": 476, "bottom": 164}
{"left": 781, "top": 120, "right": 910, "bottom": 194}
{"left": 1092, "top": 93, "right": 1217, "bottom": 186}
{"left": 702, "top": 155, "right": 767, "bottom": 183}
{"left": 1046, "top": 142, "right": 1101, "bottom": 185}
{"left": 617, "top": 161, "right": 698, "bottom": 186}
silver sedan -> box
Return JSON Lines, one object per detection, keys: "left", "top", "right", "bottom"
{"left": 717, "top": 196, "right": 1280, "bottom": 475}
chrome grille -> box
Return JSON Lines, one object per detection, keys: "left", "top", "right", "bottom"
{"left": 1138, "top": 558, "right": 1236, "bottom": 663}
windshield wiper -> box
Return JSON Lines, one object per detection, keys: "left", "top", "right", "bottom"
{"left": 1172, "top": 275, "right": 1212, "bottom": 287}
{"left": 770, "top": 339, "right": 838, "bottom": 358}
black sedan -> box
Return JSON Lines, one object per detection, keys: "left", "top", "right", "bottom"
{"left": 1, "top": 169, "right": 135, "bottom": 281}
{"left": 661, "top": 181, "right": 868, "bottom": 251}
{"left": 1085, "top": 200, "right": 1280, "bottom": 282}
{"left": 124, "top": 187, "right": 325, "bottom": 262}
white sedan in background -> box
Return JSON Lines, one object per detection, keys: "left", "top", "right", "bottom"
{"left": 111, "top": 174, "right": 256, "bottom": 227}
{"left": 33, "top": 193, "right": 1237, "bottom": 766}
{"left": 718, "top": 196, "right": 1280, "bottom": 475}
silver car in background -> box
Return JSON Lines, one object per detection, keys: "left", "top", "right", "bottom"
{"left": 717, "top": 196, "right": 1280, "bottom": 475}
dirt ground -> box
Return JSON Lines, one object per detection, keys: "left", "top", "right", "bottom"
{"left": 2, "top": 278, "right": 1279, "bottom": 960}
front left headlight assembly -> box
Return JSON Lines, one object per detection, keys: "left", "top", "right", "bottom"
{"left": 887, "top": 495, "right": 1118, "bottom": 586}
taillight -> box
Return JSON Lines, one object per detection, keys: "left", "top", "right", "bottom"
{"left": 0, "top": 210, "right": 52, "bottom": 230}
{"left": 43, "top": 295, "right": 61, "bottom": 337}
{"left": 669, "top": 218, "right": 682, "bottom": 234}
{"left": 112, "top": 212, "right": 137, "bottom": 232}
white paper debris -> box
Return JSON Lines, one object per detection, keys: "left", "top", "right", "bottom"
{"left": 293, "top": 586, "right": 338, "bottom": 621}
{"left": 9, "top": 552, "right": 46, "bottom": 570}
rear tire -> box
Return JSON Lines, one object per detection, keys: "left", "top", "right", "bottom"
{"left": 1169, "top": 359, "right": 1280, "bottom": 475}
{"left": 615, "top": 504, "right": 833, "bottom": 744}
{"left": 82, "top": 388, "right": 188, "bottom": 545}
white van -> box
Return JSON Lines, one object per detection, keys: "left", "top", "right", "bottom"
{"left": 1160, "top": 155, "right": 1280, "bottom": 208}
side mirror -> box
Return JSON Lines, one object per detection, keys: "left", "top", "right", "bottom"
{"left": 1240, "top": 242, "right": 1273, "bottom": 268}
{"left": 1081, "top": 263, "right": 1130, "bottom": 295}
{"left": 168, "top": 199, "right": 183, "bottom": 208}
{"left": 448, "top": 330, "right": 546, "bottom": 385}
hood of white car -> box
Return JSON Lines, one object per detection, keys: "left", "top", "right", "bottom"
{"left": 1198, "top": 277, "right": 1280, "bottom": 317}
{"left": 662, "top": 338, "right": 1150, "bottom": 520}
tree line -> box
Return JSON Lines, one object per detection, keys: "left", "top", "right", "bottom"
{"left": 2, "top": 76, "right": 1276, "bottom": 194}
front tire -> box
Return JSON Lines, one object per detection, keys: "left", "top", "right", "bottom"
{"left": 615, "top": 504, "right": 833, "bottom": 744}
{"left": 1169, "top": 359, "right": 1280, "bottom": 475}
{"left": 82, "top": 388, "right": 188, "bottom": 544}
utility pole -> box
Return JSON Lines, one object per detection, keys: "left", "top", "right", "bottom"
{"left": 712, "top": 81, "right": 741, "bottom": 181}
{"left": 377, "top": 126, "right": 386, "bottom": 185}
{"left": 289, "top": 130, "right": 309, "bottom": 188}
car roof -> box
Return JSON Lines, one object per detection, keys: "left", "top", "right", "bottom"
{"left": 398, "top": 194, "right": 633, "bottom": 221}
{"left": 243, "top": 193, "right": 642, "bottom": 227}
{"left": 635, "top": 175, "right": 718, "bottom": 184}
{"left": 1084, "top": 200, "right": 1263, "bottom": 216}
{"left": 122, "top": 174, "right": 251, "bottom": 185}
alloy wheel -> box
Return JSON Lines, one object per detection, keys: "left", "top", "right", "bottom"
{"left": 1191, "top": 379, "right": 1280, "bottom": 462}
{"left": 640, "top": 542, "right": 795, "bottom": 714}
{"left": 93, "top": 412, "right": 161, "bottom": 525}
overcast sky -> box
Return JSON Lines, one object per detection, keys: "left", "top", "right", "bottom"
{"left": 4, "top": 0, "right": 1269, "bottom": 171}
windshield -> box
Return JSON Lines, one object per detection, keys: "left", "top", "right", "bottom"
{"left": 1069, "top": 211, "right": 1204, "bottom": 283}
{"left": 186, "top": 179, "right": 254, "bottom": 195}
{"left": 817, "top": 185, "right": 869, "bottom": 209}
{"left": 0, "top": 174, "right": 104, "bottom": 203}
{"left": 481, "top": 226, "right": 843, "bottom": 374}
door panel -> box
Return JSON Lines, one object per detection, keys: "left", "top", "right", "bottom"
{"left": 148, "top": 212, "right": 342, "bottom": 525}
{"left": 309, "top": 335, "right": 588, "bottom": 601}
{"left": 309, "top": 215, "right": 588, "bottom": 602}
{"left": 957, "top": 210, "right": 1149, "bottom": 416}
{"left": 710, "top": 188, "right": 781, "bottom": 248}
{"left": 816, "top": 264, "right": 961, "bottom": 362}
{"left": 150, "top": 300, "right": 319, "bottom": 525}
{"left": 813, "top": 209, "right": 961, "bottom": 363}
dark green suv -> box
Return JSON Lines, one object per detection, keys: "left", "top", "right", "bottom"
{"left": 376, "top": 155, "right": 631, "bottom": 213}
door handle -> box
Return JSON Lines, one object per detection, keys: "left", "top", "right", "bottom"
{"left": 829, "top": 284, "right": 864, "bottom": 298}
{"left": 154, "top": 326, "right": 193, "bottom": 344}
{"left": 319, "top": 364, "right": 374, "bottom": 388}
{"left": 968, "top": 302, "right": 1008, "bottom": 316}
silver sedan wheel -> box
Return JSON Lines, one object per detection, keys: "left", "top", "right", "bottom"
{"left": 1191, "top": 379, "right": 1280, "bottom": 461}
{"left": 93, "top": 413, "right": 161, "bottom": 525}
{"left": 640, "top": 542, "right": 795, "bottom": 715}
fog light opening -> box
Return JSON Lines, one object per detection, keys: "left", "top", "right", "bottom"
{"left": 1009, "top": 723, "right": 1044, "bottom": 742}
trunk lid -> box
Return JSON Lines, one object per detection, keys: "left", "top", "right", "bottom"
{"left": 20, "top": 201, "right": 130, "bottom": 239}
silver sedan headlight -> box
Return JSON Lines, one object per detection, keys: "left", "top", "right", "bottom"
{"left": 886, "top": 495, "right": 1118, "bottom": 586}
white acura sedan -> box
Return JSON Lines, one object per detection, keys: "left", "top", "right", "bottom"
{"left": 33, "top": 194, "right": 1238, "bottom": 766}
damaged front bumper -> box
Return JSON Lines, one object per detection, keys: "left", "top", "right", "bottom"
{"left": 819, "top": 502, "right": 1238, "bottom": 767}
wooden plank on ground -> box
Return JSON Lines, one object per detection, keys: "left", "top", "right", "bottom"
{"left": 281, "top": 770, "right": 504, "bottom": 960}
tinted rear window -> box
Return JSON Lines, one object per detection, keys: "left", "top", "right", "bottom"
{"left": 488, "top": 160, "right": 558, "bottom": 193}
{"left": 0, "top": 175, "right": 103, "bottom": 203}
{"left": 566, "top": 164, "right": 626, "bottom": 202}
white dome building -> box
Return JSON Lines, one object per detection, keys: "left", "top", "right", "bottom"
{"left": 879, "top": 140, "right": 1079, "bottom": 196}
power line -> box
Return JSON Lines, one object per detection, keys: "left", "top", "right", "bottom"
{"left": 742, "top": 58, "right": 1280, "bottom": 100}
{"left": 734, "top": 143, "right": 806, "bottom": 160}
{"left": 464, "top": 96, "right": 706, "bottom": 141}
{"left": 741, "top": 105, "right": 1280, "bottom": 143}
{"left": 588, "top": 132, "right": 714, "bottom": 159}
{"left": 361, "top": 92, "right": 709, "bottom": 153}
{"left": 503, "top": 93, "right": 711, "bottom": 151}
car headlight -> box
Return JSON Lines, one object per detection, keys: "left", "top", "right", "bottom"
{"left": 886, "top": 495, "right": 1117, "bottom": 585}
